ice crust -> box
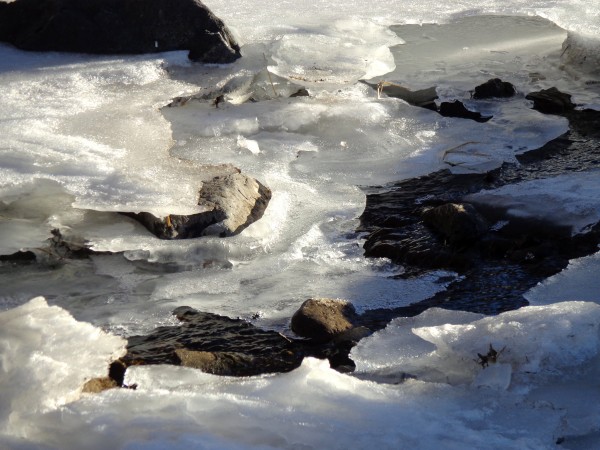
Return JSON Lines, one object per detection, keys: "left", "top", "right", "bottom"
{"left": 2, "top": 299, "right": 600, "bottom": 448}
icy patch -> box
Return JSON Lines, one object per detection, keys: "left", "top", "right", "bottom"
{"left": 353, "top": 302, "right": 600, "bottom": 385}
{"left": 465, "top": 170, "right": 600, "bottom": 235}
{"left": 0, "top": 297, "right": 125, "bottom": 436}
{"left": 269, "top": 18, "right": 401, "bottom": 86}
{"left": 526, "top": 250, "right": 600, "bottom": 306}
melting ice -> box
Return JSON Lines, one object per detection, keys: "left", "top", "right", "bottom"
{"left": 1, "top": 0, "right": 600, "bottom": 448}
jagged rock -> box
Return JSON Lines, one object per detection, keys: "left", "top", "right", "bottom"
{"left": 422, "top": 203, "right": 488, "bottom": 245}
{"left": 126, "top": 172, "right": 272, "bottom": 239}
{"left": 439, "top": 101, "right": 492, "bottom": 123}
{"left": 526, "top": 87, "right": 576, "bottom": 114}
{"left": 0, "top": 0, "right": 241, "bottom": 63}
{"left": 473, "top": 78, "right": 516, "bottom": 99}
{"left": 291, "top": 298, "right": 358, "bottom": 342}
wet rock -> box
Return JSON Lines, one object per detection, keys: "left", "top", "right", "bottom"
{"left": 126, "top": 172, "right": 272, "bottom": 239}
{"left": 439, "top": 101, "right": 492, "bottom": 123}
{"left": 291, "top": 298, "right": 358, "bottom": 342}
{"left": 0, "top": 0, "right": 241, "bottom": 63}
{"left": 422, "top": 203, "right": 488, "bottom": 245}
{"left": 121, "top": 307, "right": 305, "bottom": 376}
{"left": 473, "top": 78, "right": 516, "bottom": 99}
{"left": 526, "top": 87, "right": 576, "bottom": 114}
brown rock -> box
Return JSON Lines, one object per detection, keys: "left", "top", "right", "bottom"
{"left": 125, "top": 172, "right": 272, "bottom": 239}
{"left": 291, "top": 298, "right": 357, "bottom": 342}
{"left": 422, "top": 202, "right": 488, "bottom": 245}
{"left": 82, "top": 377, "right": 118, "bottom": 394}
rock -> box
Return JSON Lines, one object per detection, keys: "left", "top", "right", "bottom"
{"left": 291, "top": 298, "right": 358, "bottom": 342}
{"left": 361, "top": 81, "right": 439, "bottom": 110}
{"left": 422, "top": 202, "right": 488, "bottom": 245}
{"left": 126, "top": 172, "right": 272, "bottom": 239}
{"left": 526, "top": 87, "right": 576, "bottom": 114}
{"left": 473, "top": 78, "right": 516, "bottom": 99}
{"left": 0, "top": 0, "right": 241, "bottom": 63}
{"left": 175, "top": 349, "right": 284, "bottom": 376}
{"left": 439, "top": 101, "right": 492, "bottom": 123}
{"left": 82, "top": 377, "right": 119, "bottom": 394}
{"left": 121, "top": 307, "right": 305, "bottom": 376}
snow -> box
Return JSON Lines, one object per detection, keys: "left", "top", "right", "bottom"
{"left": 1, "top": 0, "right": 600, "bottom": 448}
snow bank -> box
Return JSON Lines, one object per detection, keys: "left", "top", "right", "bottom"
{"left": 0, "top": 297, "right": 126, "bottom": 439}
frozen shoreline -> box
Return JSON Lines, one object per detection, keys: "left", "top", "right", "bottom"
{"left": 2, "top": 3, "right": 600, "bottom": 449}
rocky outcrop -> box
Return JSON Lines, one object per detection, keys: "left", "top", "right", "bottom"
{"left": 126, "top": 172, "right": 272, "bottom": 239}
{"left": 291, "top": 298, "right": 358, "bottom": 342}
{"left": 473, "top": 78, "right": 516, "bottom": 99}
{"left": 526, "top": 87, "right": 576, "bottom": 114}
{"left": 0, "top": 0, "right": 241, "bottom": 63}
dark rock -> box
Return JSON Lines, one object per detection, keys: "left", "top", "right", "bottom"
{"left": 0, "top": 250, "right": 36, "bottom": 262}
{"left": 0, "top": 0, "right": 241, "bottom": 63}
{"left": 439, "top": 101, "right": 492, "bottom": 123}
{"left": 422, "top": 203, "right": 488, "bottom": 245}
{"left": 291, "top": 298, "right": 358, "bottom": 342}
{"left": 121, "top": 307, "right": 305, "bottom": 376}
{"left": 126, "top": 172, "right": 272, "bottom": 239}
{"left": 526, "top": 87, "right": 576, "bottom": 114}
{"left": 473, "top": 78, "right": 516, "bottom": 99}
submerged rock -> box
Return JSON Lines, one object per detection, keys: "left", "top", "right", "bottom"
{"left": 291, "top": 298, "right": 358, "bottom": 342}
{"left": 361, "top": 81, "right": 438, "bottom": 110}
{"left": 526, "top": 87, "right": 576, "bottom": 114}
{"left": 439, "top": 101, "right": 492, "bottom": 123}
{"left": 473, "top": 78, "right": 516, "bottom": 99}
{"left": 126, "top": 172, "right": 272, "bottom": 239}
{"left": 0, "top": 0, "right": 241, "bottom": 63}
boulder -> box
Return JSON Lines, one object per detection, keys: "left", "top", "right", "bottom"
{"left": 526, "top": 87, "right": 576, "bottom": 114}
{"left": 126, "top": 172, "right": 272, "bottom": 239}
{"left": 0, "top": 0, "right": 241, "bottom": 63}
{"left": 473, "top": 78, "right": 516, "bottom": 99}
{"left": 291, "top": 298, "right": 358, "bottom": 342}
{"left": 81, "top": 376, "right": 119, "bottom": 394}
{"left": 422, "top": 202, "right": 488, "bottom": 246}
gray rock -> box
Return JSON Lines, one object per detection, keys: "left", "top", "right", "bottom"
{"left": 126, "top": 172, "right": 272, "bottom": 239}
{"left": 422, "top": 202, "right": 488, "bottom": 246}
{"left": 0, "top": 0, "right": 241, "bottom": 63}
{"left": 291, "top": 298, "right": 358, "bottom": 342}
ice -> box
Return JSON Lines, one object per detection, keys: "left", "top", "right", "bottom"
{"left": 2, "top": 0, "right": 600, "bottom": 448}
{"left": 0, "top": 297, "right": 125, "bottom": 436}
{"left": 526, "top": 250, "right": 600, "bottom": 307}
{"left": 3, "top": 301, "right": 600, "bottom": 448}
{"left": 465, "top": 170, "right": 600, "bottom": 235}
